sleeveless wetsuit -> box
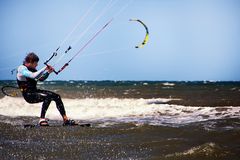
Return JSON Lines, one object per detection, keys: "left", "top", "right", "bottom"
{"left": 17, "top": 65, "right": 66, "bottom": 118}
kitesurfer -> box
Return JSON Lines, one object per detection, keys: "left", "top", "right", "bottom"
{"left": 17, "top": 52, "right": 76, "bottom": 126}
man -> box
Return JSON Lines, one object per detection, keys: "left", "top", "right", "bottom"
{"left": 17, "top": 52, "right": 76, "bottom": 126}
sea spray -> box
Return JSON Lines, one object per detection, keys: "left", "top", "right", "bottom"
{"left": 0, "top": 96, "right": 239, "bottom": 126}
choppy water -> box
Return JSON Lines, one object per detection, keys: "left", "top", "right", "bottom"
{"left": 0, "top": 80, "right": 240, "bottom": 159}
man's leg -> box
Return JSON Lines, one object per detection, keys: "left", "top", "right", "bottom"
{"left": 36, "top": 90, "right": 68, "bottom": 121}
{"left": 23, "top": 91, "right": 51, "bottom": 125}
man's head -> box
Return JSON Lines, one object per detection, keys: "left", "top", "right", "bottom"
{"left": 23, "top": 52, "right": 39, "bottom": 68}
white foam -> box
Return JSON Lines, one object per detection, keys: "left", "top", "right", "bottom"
{"left": 0, "top": 96, "right": 239, "bottom": 126}
{"left": 162, "top": 82, "right": 175, "bottom": 86}
{"left": 165, "top": 142, "right": 219, "bottom": 158}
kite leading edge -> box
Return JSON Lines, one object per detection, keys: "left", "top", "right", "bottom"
{"left": 130, "top": 19, "right": 149, "bottom": 48}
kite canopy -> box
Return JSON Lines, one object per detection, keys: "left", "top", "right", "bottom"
{"left": 129, "top": 19, "right": 149, "bottom": 48}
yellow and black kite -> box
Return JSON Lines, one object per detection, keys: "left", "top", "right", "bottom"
{"left": 130, "top": 19, "right": 149, "bottom": 48}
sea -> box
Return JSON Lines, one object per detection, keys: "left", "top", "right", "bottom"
{"left": 0, "top": 80, "right": 240, "bottom": 160}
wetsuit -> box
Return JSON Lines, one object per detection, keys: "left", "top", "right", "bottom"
{"left": 17, "top": 65, "right": 66, "bottom": 119}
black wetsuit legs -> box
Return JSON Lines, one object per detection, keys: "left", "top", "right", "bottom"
{"left": 23, "top": 90, "right": 66, "bottom": 118}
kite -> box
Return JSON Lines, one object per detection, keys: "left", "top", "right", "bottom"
{"left": 130, "top": 19, "right": 149, "bottom": 48}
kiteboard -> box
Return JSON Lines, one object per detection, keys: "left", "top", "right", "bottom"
{"left": 23, "top": 123, "right": 91, "bottom": 128}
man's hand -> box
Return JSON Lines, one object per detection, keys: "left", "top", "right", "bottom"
{"left": 46, "top": 65, "right": 54, "bottom": 73}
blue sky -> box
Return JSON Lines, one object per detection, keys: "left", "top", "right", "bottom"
{"left": 0, "top": 0, "right": 240, "bottom": 81}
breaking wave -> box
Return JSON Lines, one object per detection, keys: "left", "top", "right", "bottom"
{"left": 0, "top": 96, "right": 239, "bottom": 126}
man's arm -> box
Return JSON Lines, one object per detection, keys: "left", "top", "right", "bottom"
{"left": 37, "top": 65, "right": 54, "bottom": 81}
{"left": 21, "top": 66, "right": 46, "bottom": 79}
{"left": 38, "top": 72, "right": 50, "bottom": 81}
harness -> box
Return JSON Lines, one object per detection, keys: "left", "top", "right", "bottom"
{"left": 17, "top": 67, "right": 37, "bottom": 92}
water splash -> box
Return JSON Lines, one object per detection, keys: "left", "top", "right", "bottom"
{"left": 0, "top": 97, "right": 239, "bottom": 126}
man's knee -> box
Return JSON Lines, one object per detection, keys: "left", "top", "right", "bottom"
{"left": 55, "top": 93, "right": 61, "bottom": 99}
{"left": 51, "top": 92, "right": 61, "bottom": 101}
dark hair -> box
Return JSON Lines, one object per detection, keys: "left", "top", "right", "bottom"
{"left": 23, "top": 52, "right": 39, "bottom": 64}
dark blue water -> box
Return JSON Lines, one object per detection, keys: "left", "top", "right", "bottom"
{"left": 1, "top": 80, "right": 240, "bottom": 106}
{"left": 0, "top": 80, "right": 240, "bottom": 159}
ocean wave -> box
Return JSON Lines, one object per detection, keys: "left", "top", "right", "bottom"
{"left": 0, "top": 97, "right": 239, "bottom": 126}
{"left": 165, "top": 142, "right": 230, "bottom": 159}
{"left": 162, "top": 82, "right": 175, "bottom": 86}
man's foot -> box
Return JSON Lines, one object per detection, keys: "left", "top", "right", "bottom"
{"left": 63, "top": 119, "right": 78, "bottom": 126}
{"left": 38, "top": 118, "right": 49, "bottom": 126}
